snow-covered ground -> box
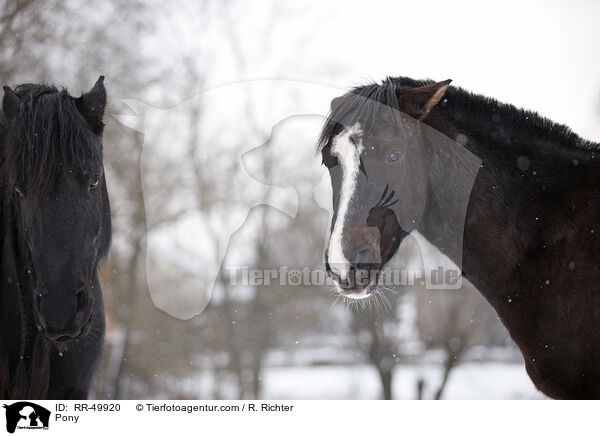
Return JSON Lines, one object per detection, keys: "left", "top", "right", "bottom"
{"left": 173, "top": 350, "right": 546, "bottom": 400}
{"left": 261, "top": 362, "right": 545, "bottom": 400}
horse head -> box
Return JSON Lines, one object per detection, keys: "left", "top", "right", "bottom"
{"left": 320, "top": 80, "right": 451, "bottom": 298}
{"left": 1, "top": 77, "right": 111, "bottom": 343}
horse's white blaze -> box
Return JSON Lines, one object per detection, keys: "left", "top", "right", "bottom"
{"left": 327, "top": 124, "right": 363, "bottom": 282}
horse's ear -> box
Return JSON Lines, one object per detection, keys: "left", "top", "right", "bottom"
{"left": 396, "top": 79, "right": 451, "bottom": 121}
{"left": 330, "top": 96, "right": 343, "bottom": 112}
{"left": 75, "top": 75, "right": 106, "bottom": 135}
{"left": 3, "top": 86, "right": 20, "bottom": 121}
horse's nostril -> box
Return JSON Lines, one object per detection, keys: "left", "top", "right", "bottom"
{"left": 73, "top": 288, "right": 93, "bottom": 324}
{"left": 76, "top": 289, "right": 86, "bottom": 312}
{"left": 326, "top": 261, "right": 340, "bottom": 279}
{"left": 41, "top": 289, "right": 93, "bottom": 342}
{"left": 327, "top": 263, "right": 351, "bottom": 287}
{"left": 329, "top": 269, "right": 340, "bottom": 281}
{"left": 339, "top": 265, "right": 355, "bottom": 288}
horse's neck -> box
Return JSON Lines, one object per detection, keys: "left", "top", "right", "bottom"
{"left": 414, "top": 123, "right": 482, "bottom": 274}
{"left": 414, "top": 114, "right": 535, "bottom": 302}
{"left": 416, "top": 108, "right": 597, "bottom": 304}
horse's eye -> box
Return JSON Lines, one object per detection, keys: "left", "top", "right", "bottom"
{"left": 386, "top": 151, "right": 402, "bottom": 163}
{"left": 322, "top": 151, "right": 338, "bottom": 169}
{"left": 89, "top": 176, "right": 100, "bottom": 191}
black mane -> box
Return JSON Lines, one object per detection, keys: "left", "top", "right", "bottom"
{"left": 0, "top": 84, "right": 103, "bottom": 199}
{"left": 318, "top": 76, "right": 598, "bottom": 152}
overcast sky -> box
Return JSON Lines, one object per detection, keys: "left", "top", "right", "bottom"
{"left": 307, "top": 0, "right": 600, "bottom": 141}
{"left": 148, "top": 0, "right": 599, "bottom": 142}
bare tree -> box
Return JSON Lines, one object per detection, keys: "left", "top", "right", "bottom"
{"left": 0, "top": 0, "right": 62, "bottom": 81}
{"left": 415, "top": 284, "right": 500, "bottom": 400}
{"left": 351, "top": 292, "right": 403, "bottom": 400}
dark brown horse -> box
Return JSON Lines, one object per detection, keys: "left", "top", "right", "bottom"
{"left": 319, "top": 76, "right": 600, "bottom": 399}
{"left": 0, "top": 77, "right": 111, "bottom": 399}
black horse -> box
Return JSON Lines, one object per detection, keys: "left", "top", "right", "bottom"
{"left": 0, "top": 77, "right": 111, "bottom": 399}
{"left": 319, "top": 76, "right": 600, "bottom": 399}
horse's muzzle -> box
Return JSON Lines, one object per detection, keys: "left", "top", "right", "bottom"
{"left": 326, "top": 259, "right": 379, "bottom": 299}
{"left": 36, "top": 288, "right": 95, "bottom": 342}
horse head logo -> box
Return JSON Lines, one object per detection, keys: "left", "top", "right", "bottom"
{"left": 3, "top": 402, "right": 50, "bottom": 433}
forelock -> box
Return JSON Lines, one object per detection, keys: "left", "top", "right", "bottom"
{"left": 1, "top": 84, "right": 103, "bottom": 199}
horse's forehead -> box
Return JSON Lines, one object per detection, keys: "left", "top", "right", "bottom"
{"left": 332, "top": 123, "right": 363, "bottom": 155}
